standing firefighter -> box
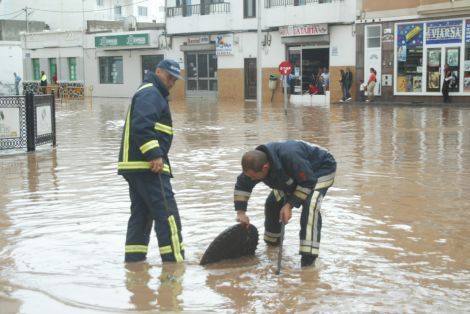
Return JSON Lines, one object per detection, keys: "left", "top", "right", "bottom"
{"left": 234, "top": 140, "right": 336, "bottom": 267}
{"left": 118, "top": 59, "right": 184, "bottom": 263}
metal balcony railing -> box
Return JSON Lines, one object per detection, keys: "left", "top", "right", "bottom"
{"left": 166, "top": 2, "right": 231, "bottom": 17}
{"left": 265, "top": 0, "right": 343, "bottom": 8}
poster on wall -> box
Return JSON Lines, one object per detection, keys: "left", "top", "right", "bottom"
{"left": 447, "top": 49, "right": 459, "bottom": 67}
{"left": 0, "top": 108, "right": 21, "bottom": 139}
{"left": 426, "top": 20, "right": 463, "bottom": 44}
{"left": 215, "top": 34, "right": 233, "bottom": 56}
{"left": 397, "top": 23, "right": 423, "bottom": 47}
{"left": 397, "top": 76, "right": 408, "bottom": 92}
{"left": 428, "top": 72, "right": 440, "bottom": 89}
{"left": 397, "top": 46, "right": 407, "bottom": 62}
{"left": 36, "top": 105, "right": 52, "bottom": 137}
{"left": 466, "top": 20, "right": 470, "bottom": 43}
{"left": 428, "top": 50, "right": 441, "bottom": 67}
{"left": 413, "top": 76, "right": 422, "bottom": 92}
{"left": 464, "top": 76, "right": 470, "bottom": 92}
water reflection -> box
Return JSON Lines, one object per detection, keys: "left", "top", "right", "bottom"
{"left": 0, "top": 99, "right": 469, "bottom": 312}
{"left": 125, "top": 262, "right": 184, "bottom": 312}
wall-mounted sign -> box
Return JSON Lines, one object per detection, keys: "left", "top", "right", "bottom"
{"left": 0, "top": 108, "right": 20, "bottom": 139}
{"left": 215, "top": 34, "right": 233, "bottom": 56}
{"left": 187, "top": 36, "right": 210, "bottom": 45}
{"left": 95, "top": 34, "right": 149, "bottom": 48}
{"left": 36, "top": 105, "right": 52, "bottom": 137}
{"left": 397, "top": 23, "right": 423, "bottom": 47}
{"left": 279, "top": 24, "right": 328, "bottom": 37}
{"left": 426, "top": 20, "right": 463, "bottom": 44}
{"left": 466, "top": 20, "right": 470, "bottom": 43}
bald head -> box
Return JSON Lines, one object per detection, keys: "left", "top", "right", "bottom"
{"left": 241, "top": 150, "right": 268, "bottom": 172}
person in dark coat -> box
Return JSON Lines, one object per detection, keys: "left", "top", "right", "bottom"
{"left": 118, "top": 59, "right": 184, "bottom": 263}
{"left": 234, "top": 140, "right": 336, "bottom": 267}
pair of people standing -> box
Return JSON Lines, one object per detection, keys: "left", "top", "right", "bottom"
{"left": 339, "top": 68, "right": 352, "bottom": 102}
{"left": 118, "top": 60, "right": 337, "bottom": 268}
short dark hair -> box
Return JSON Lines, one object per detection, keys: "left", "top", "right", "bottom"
{"left": 241, "top": 150, "right": 267, "bottom": 172}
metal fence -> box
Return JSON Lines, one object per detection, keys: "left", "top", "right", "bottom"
{"left": 166, "top": 2, "right": 231, "bottom": 17}
{"left": 0, "top": 93, "right": 56, "bottom": 152}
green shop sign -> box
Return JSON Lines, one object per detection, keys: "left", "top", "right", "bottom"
{"left": 95, "top": 34, "right": 149, "bottom": 48}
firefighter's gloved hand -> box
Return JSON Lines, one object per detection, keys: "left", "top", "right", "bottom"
{"left": 150, "top": 157, "right": 164, "bottom": 173}
{"left": 236, "top": 210, "right": 250, "bottom": 226}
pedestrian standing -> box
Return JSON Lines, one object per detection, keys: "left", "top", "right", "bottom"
{"left": 339, "top": 69, "right": 346, "bottom": 102}
{"left": 359, "top": 79, "right": 366, "bottom": 102}
{"left": 442, "top": 63, "right": 452, "bottom": 103}
{"left": 13, "top": 72, "right": 21, "bottom": 95}
{"left": 40, "top": 71, "right": 48, "bottom": 94}
{"left": 366, "top": 68, "right": 376, "bottom": 102}
{"left": 118, "top": 59, "right": 185, "bottom": 263}
{"left": 344, "top": 67, "right": 353, "bottom": 101}
{"left": 234, "top": 140, "right": 336, "bottom": 268}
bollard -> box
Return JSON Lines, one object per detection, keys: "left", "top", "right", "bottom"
{"left": 25, "top": 92, "right": 35, "bottom": 152}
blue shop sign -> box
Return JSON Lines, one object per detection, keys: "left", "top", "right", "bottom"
{"left": 466, "top": 20, "right": 470, "bottom": 43}
{"left": 426, "top": 20, "right": 463, "bottom": 44}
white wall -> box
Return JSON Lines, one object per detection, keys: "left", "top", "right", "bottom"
{"left": 0, "top": 42, "right": 23, "bottom": 95}
{"left": 0, "top": 0, "right": 164, "bottom": 32}
{"left": 263, "top": 0, "right": 356, "bottom": 28}
{"left": 329, "top": 24, "right": 356, "bottom": 66}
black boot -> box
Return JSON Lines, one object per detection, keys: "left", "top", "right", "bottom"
{"left": 301, "top": 254, "right": 317, "bottom": 267}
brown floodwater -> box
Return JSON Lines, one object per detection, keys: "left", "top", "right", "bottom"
{"left": 0, "top": 98, "right": 469, "bottom": 313}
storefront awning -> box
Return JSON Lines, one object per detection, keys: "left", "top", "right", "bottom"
{"left": 180, "top": 43, "right": 215, "bottom": 51}
{"left": 281, "top": 35, "right": 330, "bottom": 45}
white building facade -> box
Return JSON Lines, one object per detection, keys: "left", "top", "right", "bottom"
{"left": 164, "top": 0, "right": 357, "bottom": 103}
{"left": 0, "top": 0, "right": 164, "bottom": 31}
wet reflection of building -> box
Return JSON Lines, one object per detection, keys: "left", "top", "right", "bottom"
{"left": 125, "top": 263, "right": 185, "bottom": 312}
{"left": 180, "top": 98, "right": 220, "bottom": 150}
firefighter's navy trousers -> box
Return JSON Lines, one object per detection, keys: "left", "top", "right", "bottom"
{"left": 123, "top": 172, "right": 184, "bottom": 263}
{"left": 264, "top": 170, "right": 335, "bottom": 258}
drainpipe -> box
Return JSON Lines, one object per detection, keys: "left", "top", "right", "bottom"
{"left": 256, "top": 0, "right": 262, "bottom": 114}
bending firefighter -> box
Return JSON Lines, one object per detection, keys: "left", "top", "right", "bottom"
{"left": 118, "top": 59, "right": 184, "bottom": 263}
{"left": 234, "top": 140, "right": 336, "bottom": 267}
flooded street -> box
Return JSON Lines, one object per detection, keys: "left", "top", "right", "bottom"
{"left": 1, "top": 98, "right": 469, "bottom": 313}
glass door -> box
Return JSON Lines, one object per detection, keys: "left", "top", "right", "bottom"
{"left": 445, "top": 47, "right": 460, "bottom": 92}
{"left": 426, "top": 48, "right": 441, "bottom": 92}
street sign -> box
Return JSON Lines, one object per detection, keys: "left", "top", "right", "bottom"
{"left": 278, "top": 61, "right": 292, "bottom": 76}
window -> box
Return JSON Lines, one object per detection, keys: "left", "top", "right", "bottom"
{"left": 141, "top": 55, "right": 163, "bottom": 81}
{"left": 48, "top": 58, "right": 57, "bottom": 83}
{"left": 96, "top": 0, "right": 104, "bottom": 6}
{"left": 396, "top": 23, "right": 423, "bottom": 92}
{"left": 99, "top": 56, "right": 123, "bottom": 84}
{"left": 68, "top": 57, "right": 77, "bottom": 81}
{"left": 115, "top": 5, "right": 122, "bottom": 16}
{"left": 138, "top": 6, "right": 148, "bottom": 16}
{"left": 32, "top": 58, "right": 40, "bottom": 80}
{"left": 465, "top": 43, "right": 470, "bottom": 92}
{"left": 244, "top": 0, "right": 255, "bottom": 18}
{"left": 367, "top": 25, "right": 381, "bottom": 48}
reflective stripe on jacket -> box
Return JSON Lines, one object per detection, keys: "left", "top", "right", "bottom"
{"left": 118, "top": 71, "right": 174, "bottom": 176}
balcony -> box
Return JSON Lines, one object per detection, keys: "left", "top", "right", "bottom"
{"left": 265, "top": 0, "right": 342, "bottom": 8}
{"left": 166, "top": 2, "right": 231, "bottom": 18}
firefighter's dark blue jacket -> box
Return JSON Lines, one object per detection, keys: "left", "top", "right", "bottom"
{"left": 118, "top": 71, "right": 173, "bottom": 176}
{"left": 234, "top": 140, "right": 336, "bottom": 210}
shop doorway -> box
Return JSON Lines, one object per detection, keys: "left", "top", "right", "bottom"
{"left": 287, "top": 46, "right": 329, "bottom": 94}
{"left": 426, "top": 46, "right": 460, "bottom": 93}
{"left": 244, "top": 58, "right": 257, "bottom": 100}
{"left": 185, "top": 51, "right": 218, "bottom": 97}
